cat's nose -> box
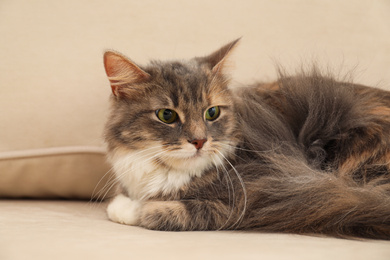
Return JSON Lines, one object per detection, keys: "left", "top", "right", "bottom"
{"left": 189, "top": 139, "right": 207, "bottom": 150}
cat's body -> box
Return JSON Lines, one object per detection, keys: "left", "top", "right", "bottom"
{"left": 103, "top": 40, "right": 390, "bottom": 239}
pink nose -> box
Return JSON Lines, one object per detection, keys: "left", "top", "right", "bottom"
{"left": 190, "top": 139, "right": 207, "bottom": 150}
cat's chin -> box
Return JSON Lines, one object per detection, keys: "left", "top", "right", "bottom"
{"left": 162, "top": 142, "right": 237, "bottom": 173}
{"left": 163, "top": 151, "right": 217, "bottom": 173}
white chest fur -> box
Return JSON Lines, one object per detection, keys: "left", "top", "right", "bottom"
{"left": 111, "top": 149, "right": 205, "bottom": 200}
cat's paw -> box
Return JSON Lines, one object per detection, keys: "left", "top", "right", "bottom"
{"left": 107, "top": 194, "right": 141, "bottom": 225}
{"left": 139, "top": 201, "right": 188, "bottom": 231}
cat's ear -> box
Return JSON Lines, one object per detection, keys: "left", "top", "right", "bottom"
{"left": 200, "top": 38, "right": 241, "bottom": 74}
{"left": 103, "top": 51, "right": 150, "bottom": 96}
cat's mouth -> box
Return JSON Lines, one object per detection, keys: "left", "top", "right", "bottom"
{"left": 160, "top": 147, "right": 216, "bottom": 171}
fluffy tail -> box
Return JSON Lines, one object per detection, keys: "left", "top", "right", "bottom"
{"left": 238, "top": 154, "right": 390, "bottom": 240}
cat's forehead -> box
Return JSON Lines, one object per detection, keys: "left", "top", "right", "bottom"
{"left": 147, "top": 60, "right": 205, "bottom": 84}
{"left": 146, "top": 60, "right": 230, "bottom": 108}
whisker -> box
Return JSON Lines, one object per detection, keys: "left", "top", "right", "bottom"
{"left": 216, "top": 149, "right": 248, "bottom": 229}
{"left": 98, "top": 176, "right": 120, "bottom": 203}
{"left": 213, "top": 156, "right": 235, "bottom": 230}
{"left": 143, "top": 150, "right": 168, "bottom": 165}
{"left": 94, "top": 146, "right": 167, "bottom": 202}
{"left": 90, "top": 166, "right": 116, "bottom": 200}
{"left": 214, "top": 142, "right": 250, "bottom": 163}
{"left": 91, "top": 168, "right": 117, "bottom": 204}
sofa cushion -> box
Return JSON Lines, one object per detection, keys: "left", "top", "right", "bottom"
{"left": 0, "top": 147, "right": 111, "bottom": 199}
{"left": 1, "top": 200, "right": 390, "bottom": 260}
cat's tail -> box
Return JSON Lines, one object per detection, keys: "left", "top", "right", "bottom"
{"left": 237, "top": 154, "right": 390, "bottom": 240}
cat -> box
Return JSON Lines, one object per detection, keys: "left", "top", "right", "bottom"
{"left": 102, "top": 39, "right": 390, "bottom": 240}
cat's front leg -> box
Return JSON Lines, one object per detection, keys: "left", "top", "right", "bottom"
{"left": 107, "top": 194, "right": 141, "bottom": 225}
{"left": 107, "top": 195, "right": 233, "bottom": 230}
{"left": 139, "top": 200, "right": 231, "bottom": 231}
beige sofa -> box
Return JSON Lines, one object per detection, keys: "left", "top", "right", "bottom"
{"left": 1, "top": 1, "right": 390, "bottom": 259}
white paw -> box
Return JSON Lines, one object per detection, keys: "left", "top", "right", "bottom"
{"left": 107, "top": 194, "right": 141, "bottom": 225}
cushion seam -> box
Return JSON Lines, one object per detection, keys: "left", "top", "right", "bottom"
{"left": 0, "top": 146, "right": 107, "bottom": 160}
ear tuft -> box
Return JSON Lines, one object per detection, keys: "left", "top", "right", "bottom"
{"left": 103, "top": 51, "right": 150, "bottom": 96}
{"left": 200, "top": 38, "right": 241, "bottom": 74}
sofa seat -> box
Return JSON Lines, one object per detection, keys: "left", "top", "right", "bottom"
{"left": 1, "top": 200, "right": 390, "bottom": 260}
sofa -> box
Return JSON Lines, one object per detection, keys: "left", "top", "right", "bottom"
{"left": 1, "top": 1, "right": 390, "bottom": 259}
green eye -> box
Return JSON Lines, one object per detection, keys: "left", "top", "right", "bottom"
{"left": 205, "top": 106, "right": 220, "bottom": 121}
{"left": 156, "top": 109, "right": 178, "bottom": 124}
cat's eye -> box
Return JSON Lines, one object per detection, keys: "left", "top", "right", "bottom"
{"left": 205, "top": 106, "right": 220, "bottom": 121}
{"left": 156, "top": 109, "right": 178, "bottom": 124}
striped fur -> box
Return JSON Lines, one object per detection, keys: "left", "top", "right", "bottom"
{"left": 103, "top": 40, "right": 390, "bottom": 239}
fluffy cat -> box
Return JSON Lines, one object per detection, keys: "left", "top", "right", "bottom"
{"left": 102, "top": 39, "right": 390, "bottom": 239}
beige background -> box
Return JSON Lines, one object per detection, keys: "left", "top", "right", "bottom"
{"left": 1, "top": 0, "right": 389, "bottom": 153}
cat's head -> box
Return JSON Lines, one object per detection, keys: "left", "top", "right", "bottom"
{"left": 103, "top": 39, "right": 240, "bottom": 175}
